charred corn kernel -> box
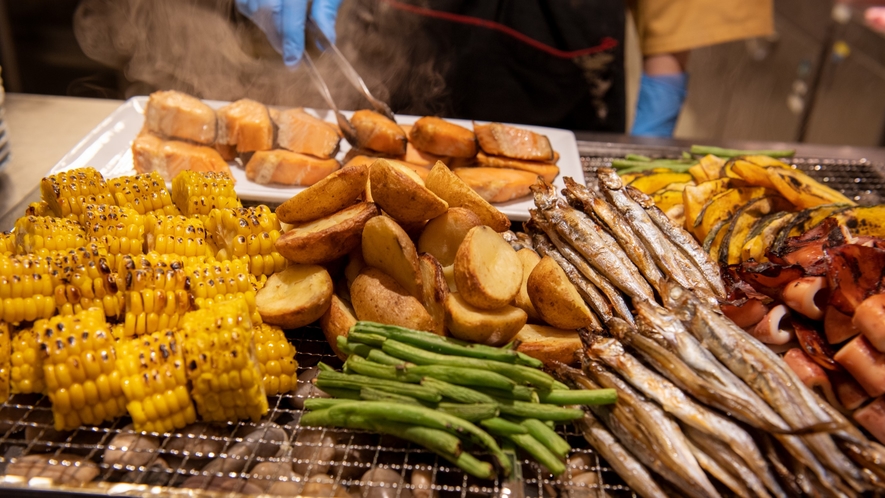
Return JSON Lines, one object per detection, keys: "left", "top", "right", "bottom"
{"left": 193, "top": 291, "right": 260, "bottom": 326}
{"left": 252, "top": 323, "right": 296, "bottom": 395}
{"left": 115, "top": 252, "right": 212, "bottom": 292}
{"left": 250, "top": 274, "right": 267, "bottom": 291}
{"left": 0, "top": 269, "right": 57, "bottom": 324}
{"left": 40, "top": 167, "right": 114, "bottom": 219}
{"left": 108, "top": 172, "right": 179, "bottom": 216}
{"left": 14, "top": 216, "right": 87, "bottom": 254}
{"left": 180, "top": 298, "right": 267, "bottom": 422}
{"left": 171, "top": 171, "right": 241, "bottom": 217}
{"left": 0, "top": 233, "right": 14, "bottom": 256}
{"left": 0, "top": 323, "right": 10, "bottom": 402}
{"left": 37, "top": 309, "right": 126, "bottom": 430}
{"left": 123, "top": 289, "right": 190, "bottom": 337}
{"left": 11, "top": 327, "right": 45, "bottom": 394}
{"left": 24, "top": 201, "right": 53, "bottom": 217}
{"left": 81, "top": 204, "right": 146, "bottom": 268}
{"left": 117, "top": 329, "right": 197, "bottom": 433}
{"left": 203, "top": 206, "right": 287, "bottom": 276}
{"left": 145, "top": 215, "right": 212, "bottom": 258}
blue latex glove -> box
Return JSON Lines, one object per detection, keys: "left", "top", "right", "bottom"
{"left": 236, "top": 0, "right": 343, "bottom": 66}
{"left": 631, "top": 73, "right": 688, "bottom": 138}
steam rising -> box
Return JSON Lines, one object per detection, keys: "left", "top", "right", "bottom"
{"left": 73, "top": 0, "right": 450, "bottom": 114}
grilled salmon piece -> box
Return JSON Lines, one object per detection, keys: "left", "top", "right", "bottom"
{"left": 409, "top": 116, "right": 477, "bottom": 158}
{"left": 351, "top": 110, "right": 407, "bottom": 155}
{"left": 215, "top": 143, "right": 237, "bottom": 161}
{"left": 245, "top": 150, "right": 340, "bottom": 186}
{"left": 344, "top": 155, "right": 430, "bottom": 181}
{"left": 133, "top": 133, "right": 231, "bottom": 180}
{"left": 216, "top": 99, "right": 274, "bottom": 153}
{"left": 275, "top": 108, "right": 341, "bottom": 159}
{"left": 474, "top": 122, "right": 554, "bottom": 162}
{"left": 475, "top": 152, "right": 559, "bottom": 183}
{"left": 453, "top": 167, "right": 537, "bottom": 203}
{"left": 144, "top": 90, "right": 217, "bottom": 145}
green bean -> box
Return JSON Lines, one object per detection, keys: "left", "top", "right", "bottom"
{"left": 550, "top": 380, "right": 571, "bottom": 391}
{"left": 520, "top": 418, "right": 571, "bottom": 458}
{"left": 480, "top": 417, "right": 528, "bottom": 436}
{"left": 360, "top": 387, "right": 423, "bottom": 406}
{"left": 515, "top": 352, "right": 544, "bottom": 369}
{"left": 538, "top": 388, "right": 617, "bottom": 406}
{"left": 354, "top": 322, "right": 520, "bottom": 363}
{"left": 437, "top": 403, "right": 499, "bottom": 422}
{"left": 504, "top": 433, "right": 566, "bottom": 476}
{"left": 408, "top": 365, "right": 516, "bottom": 391}
{"left": 367, "top": 348, "right": 409, "bottom": 366}
{"left": 303, "top": 398, "right": 354, "bottom": 411}
{"left": 312, "top": 386, "right": 362, "bottom": 400}
{"left": 689, "top": 145, "right": 795, "bottom": 158}
{"left": 347, "top": 330, "right": 388, "bottom": 347}
{"left": 474, "top": 385, "right": 536, "bottom": 402}
{"left": 625, "top": 153, "right": 652, "bottom": 162}
{"left": 615, "top": 162, "right": 692, "bottom": 174}
{"left": 317, "top": 362, "right": 336, "bottom": 372}
{"left": 338, "top": 337, "right": 403, "bottom": 365}
{"left": 337, "top": 335, "right": 354, "bottom": 356}
{"left": 494, "top": 399, "right": 584, "bottom": 421}
{"left": 315, "top": 371, "right": 441, "bottom": 402}
{"left": 420, "top": 378, "right": 496, "bottom": 404}
{"left": 345, "top": 355, "right": 422, "bottom": 383}
{"left": 382, "top": 339, "right": 556, "bottom": 389}
{"left": 441, "top": 451, "right": 496, "bottom": 480}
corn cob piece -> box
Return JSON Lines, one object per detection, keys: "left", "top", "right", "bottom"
{"left": 252, "top": 323, "right": 297, "bottom": 395}
{"left": 145, "top": 214, "right": 213, "bottom": 258}
{"left": 37, "top": 308, "right": 127, "bottom": 431}
{"left": 24, "top": 201, "right": 52, "bottom": 217}
{"left": 0, "top": 322, "right": 10, "bottom": 403}
{"left": 115, "top": 252, "right": 212, "bottom": 292}
{"left": 0, "top": 232, "right": 14, "bottom": 256}
{"left": 180, "top": 298, "right": 268, "bottom": 422}
{"left": 122, "top": 289, "right": 191, "bottom": 338}
{"left": 40, "top": 167, "right": 114, "bottom": 219}
{"left": 108, "top": 172, "right": 179, "bottom": 216}
{"left": 81, "top": 204, "right": 146, "bottom": 268}
{"left": 117, "top": 330, "right": 197, "bottom": 433}
{"left": 188, "top": 259, "right": 260, "bottom": 324}
{"left": 171, "top": 170, "right": 241, "bottom": 217}
{"left": 203, "top": 206, "right": 287, "bottom": 276}
{"left": 14, "top": 216, "right": 87, "bottom": 254}
{"left": 10, "top": 326, "right": 44, "bottom": 394}
{"left": 31, "top": 244, "right": 123, "bottom": 320}
{"left": 0, "top": 254, "right": 58, "bottom": 324}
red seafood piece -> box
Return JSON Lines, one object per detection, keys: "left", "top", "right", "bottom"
{"left": 784, "top": 348, "right": 841, "bottom": 409}
{"left": 794, "top": 320, "right": 839, "bottom": 371}
{"left": 824, "top": 305, "right": 859, "bottom": 345}
{"left": 751, "top": 304, "right": 794, "bottom": 345}
{"left": 735, "top": 261, "right": 806, "bottom": 301}
{"left": 832, "top": 370, "right": 869, "bottom": 411}
{"left": 853, "top": 396, "right": 885, "bottom": 445}
{"left": 825, "top": 244, "right": 885, "bottom": 314}
{"left": 834, "top": 335, "right": 885, "bottom": 397}
{"left": 722, "top": 298, "right": 770, "bottom": 329}
{"left": 853, "top": 293, "right": 885, "bottom": 353}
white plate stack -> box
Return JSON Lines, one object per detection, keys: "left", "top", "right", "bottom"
{"left": 0, "top": 66, "right": 8, "bottom": 173}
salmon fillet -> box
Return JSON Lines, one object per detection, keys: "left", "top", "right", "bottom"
{"left": 344, "top": 155, "right": 430, "bottom": 181}
{"left": 133, "top": 133, "right": 231, "bottom": 181}
{"left": 275, "top": 108, "right": 341, "bottom": 159}
{"left": 245, "top": 150, "right": 340, "bottom": 186}
{"left": 216, "top": 99, "right": 274, "bottom": 153}
{"left": 144, "top": 90, "right": 217, "bottom": 145}
{"left": 452, "top": 167, "right": 537, "bottom": 203}
{"left": 475, "top": 152, "right": 560, "bottom": 183}
{"left": 351, "top": 110, "right": 407, "bottom": 155}
{"left": 409, "top": 116, "right": 477, "bottom": 158}
{"left": 215, "top": 143, "right": 237, "bottom": 161}
{"left": 474, "top": 122, "right": 554, "bottom": 162}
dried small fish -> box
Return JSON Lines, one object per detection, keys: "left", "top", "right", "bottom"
{"left": 684, "top": 425, "right": 775, "bottom": 498}
{"left": 685, "top": 437, "right": 754, "bottom": 498}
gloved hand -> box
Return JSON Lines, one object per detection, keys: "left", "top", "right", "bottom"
{"left": 236, "top": 0, "right": 344, "bottom": 66}
{"left": 631, "top": 73, "right": 688, "bottom": 138}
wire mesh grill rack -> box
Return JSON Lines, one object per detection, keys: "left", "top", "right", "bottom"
{"left": 1, "top": 140, "right": 884, "bottom": 498}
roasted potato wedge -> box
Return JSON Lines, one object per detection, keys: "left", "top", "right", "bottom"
{"left": 275, "top": 202, "right": 380, "bottom": 264}
{"left": 362, "top": 216, "right": 422, "bottom": 299}
{"left": 442, "top": 264, "right": 457, "bottom": 292}
{"left": 514, "top": 324, "right": 582, "bottom": 366}
{"left": 417, "top": 208, "right": 483, "bottom": 266}
{"left": 768, "top": 167, "right": 856, "bottom": 209}
{"left": 454, "top": 226, "right": 522, "bottom": 310}
{"left": 351, "top": 267, "right": 434, "bottom": 332}
{"left": 275, "top": 163, "right": 369, "bottom": 224}
{"left": 425, "top": 162, "right": 510, "bottom": 232}
{"left": 418, "top": 253, "right": 449, "bottom": 336}
{"left": 444, "top": 293, "right": 527, "bottom": 346}
{"left": 452, "top": 167, "right": 536, "bottom": 203}
{"left": 257, "top": 264, "right": 333, "bottom": 328}
{"left": 344, "top": 250, "right": 366, "bottom": 289}
{"left": 369, "top": 159, "right": 448, "bottom": 224}
{"left": 527, "top": 256, "right": 596, "bottom": 330}
{"left": 513, "top": 248, "right": 541, "bottom": 321}
{"left": 320, "top": 293, "right": 358, "bottom": 361}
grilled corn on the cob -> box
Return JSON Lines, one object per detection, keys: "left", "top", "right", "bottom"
{"left": 171, "top": 171, "right": 241, "bottom": 217}
{"left": 203, "top": 206, "right": 287, "bottom": 276}
{"left": 40, "top": 167, "right": 114, "bottom": 219}
{"left": 14, "top": 216, "right": 86, "bottom": 254}
{"left": 24, "top": 201, "right": 53, "bottom": 217}
{"left": 187, "top": 259, "right": 260, "bottom": 323}
{"left": 252, "top": 323, "right": 297, "bottom": 395}
{"left": 0, "top": 322, "right": 10, "bottom": 403}
{"left": 117, "top": 329, "right": 197, "bottom": 433}
{"left": 10, "top": 326, "right": 45, "bottom": 394}
{"left": 115, "top": 252, "right": 212, "bottom": 292}
{"left": 0, "top": 254, "right": 58, "bottom": 323}
{"left": 145, "top": 215, "right": 213, "bottom": 258}
{"left": 81, "top": 204, "right": 145, "bottom": 268}
{"left": 0, "top": 233, "right": 13, "bottom": 256}
{"left": 122, "top": 289, "right": 190, "bottom": 338}
{"left": 38, "top": 308, "right": 127, "bottom": 431}
{"left": 108, "top": 172, "right": 179, "bottom": 216}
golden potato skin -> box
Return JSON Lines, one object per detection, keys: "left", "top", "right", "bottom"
{"left": 320, "top": 294, "right": 358, "bottom": 361}
{"left": 454, "top": 226, "right": 521, "bottom": 310}
{"left": 351, "top": 267, "right": 434, "bottom": 332}
{"left": 514, "top": 324, "right": 581, "bottom": 366}
{"left": 424, "top": 161, "right": 510, "bottom": 232}
{"left": 369, "top": 159, "right": 448, "bottom": 224}
{"left": 275, "top": 202, "right": 380, "bottom": 264}
{"left": 417, "top": 208, "right": 482, "bottom": 267}
{"left": 256, "top": 264, "right": 333, "bottom": 329}
{"left": 513, "top": 248, "right": 541, "bottom": 321}
{"left": 361, "top": 216, "right": 423, "bottom": 299}
{"left": 444, "top": 293, "right": 527, "bottom": 346}
{"left": 526, "top": 256, "right": 596, "bottom": 330}
{"left": 418, "top": 253, "right": 450, "bottom": 336}
{"left": 275, "top": 163, "right": 369, "bottom": 224}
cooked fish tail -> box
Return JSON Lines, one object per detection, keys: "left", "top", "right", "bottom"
{"left": 776, "top": 434, "right": 855, "bottom": 497}
{"left": 685, "top": 436, "right": 756, "bottom": 498}
{"left": 803, "top": 433, "right": 869, "bottom": 493}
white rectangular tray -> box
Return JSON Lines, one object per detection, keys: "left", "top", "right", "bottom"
{"left": 48, "top": 97, "right": 584, "bottom": 221}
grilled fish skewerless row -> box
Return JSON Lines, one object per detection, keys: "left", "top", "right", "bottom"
{"left": 685, "top": 438, "right": 756, "bottom": 498}
{"left": 586, "top": 334, "right": 785, "bottom": 498}
{"left": 684, "top": 426, "right": 773, "bottom": 498}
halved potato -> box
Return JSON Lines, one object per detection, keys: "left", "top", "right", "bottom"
{"left": 369, "top": 159, "right": 448, "bottom": 224}
{"left": 418, "top": 253, "right": 449, "bottom": 336}
{"left": 513, "top": 249, "right": 541, "bottom": 321}
{"left": 351, "top": 267, "right": 433, "bottom": 332}
{"left": 417, "top": 208, "right": 483, "bottom": 266}
{"left": 344, "top": 250, "right": 366, "bottom": 289}
{"left": 514, "top": 324, "right": 582, "bottom": 366}
{"left": 275, "top": 163, "right": 369, "bottom": 224}
{"left": 445, "top": 293, "right": 527, "bottom": 346}
{"left": 454, "top": 226, "right": 522, "bottom": 310}
{"left": 361, "top": 216, "right": 422, "bottom": 299}
{"left": 320, "top": 293, "right": 357, "bottom": 361}
{"left": 425, "top": 162, "right": 510, "bottom": 232}
{"left": 257, "top": 264, "right": 333, "bottom": 328}
{"left": 442, "top": 264, "right": 457, "bottom": 292}
{"left": 275, "top": 202, "right": 380, "bottom": 264}
{"left": 526, "top": 256, "right": 596, "bottom": 330}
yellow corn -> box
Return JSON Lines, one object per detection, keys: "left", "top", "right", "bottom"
{"left": 115, "top": 252, "right": 212, "bottom": 292}
{"left": 14, "top": 216, "right": 87, "bottom": 254}
{"left": 186, "top": 259, "right": 260, "bottom": 324}
{"left": 117, "top": 330, "right": 197, "bottom": 433}
{"left": 108, "top": 172, "right": 179, "bottom": 216}
{"left": 10, "top": 326, "right": 44, "bottom": 394}
{"left": 171, "top": 171, "right": 241, "bottom": 217}
{"left": 252, "top": 323, "right": 297, "bottom": 395}
{"left": 40, "top": 167, "right": 114, "bottom": 219}
{"left": 81, "top": 204, "right": 146, "bottom": 269}
{"left": 145, "top": 215, "right": 213, "bottom": 258}
{"left": 0, "top": 322, "right": 10, "bottom": 403}
{"left": 122, "top": 289, "right": 191, "bottom": 338}
{"left": 0, "top": 232, "right": 15, "bottom": 256}
{"left": 37, "top": 308, "right": 127, "bottom": 431}
{"left": 180, "top": 298, "right": 268, "bottom": 422}
{"left": 0, "top": 254, "right": 59, "bottom": 324}
{"left": 25, "top": 201, "right": 53, "bottom": 217}
{"left": 203, "top": 206, "right": 287, "bottom": 276}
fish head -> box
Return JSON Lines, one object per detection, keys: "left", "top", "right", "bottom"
{"left": 625, "top": 186, "right": 654, "bottom": 208}
{"left": 596, "top": 168, "right": 623, "bottom": 190}
{"left": 530, "top": 178, "right": 559, "bottom": 211}
{"left": 607, "top": 317, "right": 635, "bottom": 342}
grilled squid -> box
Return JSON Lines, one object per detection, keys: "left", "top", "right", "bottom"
{"left": 834, "top": 335, "right": 885, "bottom": 398}
{"left": 782, "top": 276, "right": 828, "bottom": 320}
{"left": 722, "top": 299, "right": 769, "bottom": 329}
{"left": 854, "top": 396, "right": 885, "bottom": 445}
{"left": 824, "top": 305, "right": 859, "bottom": 345}
{"left": 853, "top": 293, "right": 885, "bottom": 353}
{"left": 752, "top": 304, "right": 795, "bottom": 345}
{"left": 783, "top": 348, "right": 841, "bottom": 410}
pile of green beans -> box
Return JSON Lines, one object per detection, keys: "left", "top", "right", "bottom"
{"left": 612, "top": 146, "right": 796, "bottom": 175}
{"left": 301, "top": 322, "right": 617, "bottom": 480}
